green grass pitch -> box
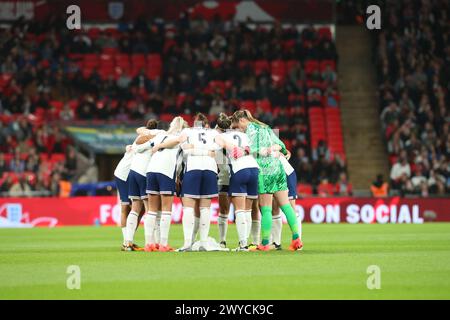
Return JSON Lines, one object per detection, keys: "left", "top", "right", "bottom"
{"left": 1, "top": 223, "right": 450, "bottom": 299}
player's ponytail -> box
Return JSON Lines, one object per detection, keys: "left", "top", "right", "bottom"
{"left": 146, "top": 119, "right": 158, "bottom": 129}
{"left": 194, "top": 112, "right": 209, "bottom": 128}
{"left": 216, "top": 113, "right": 231, "bottom": 130}
{"left": 168, "top": 116, "right": 187, "bottom": 134}
{"left": 231, "top": 109, "right": 267, "bottom": 127}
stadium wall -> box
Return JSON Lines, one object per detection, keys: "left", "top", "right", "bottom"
{"left": 0, "top": 197, "right": 448, "bottom": 227}
{"left": 0, "top": 0, "right": 334, "bottom": 23}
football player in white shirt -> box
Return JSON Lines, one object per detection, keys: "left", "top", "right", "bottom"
{"left": 217, "top": 155, "right": 231, "bottom": 248}
{"left": 123, "top": 119, "right": 160, "bottom": 251}
{"left": 114, "top": 143, "right": 136, "bottom": 250}
{"left": 216, "top": 113, "right": 259, "bottom": 251}
{"left": 142, "top": 116, "right": 188, "bottom": 252}
{"left": 271, "top": 152, "right": 303, "bottom": 250}
{"left": 152, "top": 113, "right": 245, "bottom": 251}
{"left": 215, "top": 122, "right": 231, "bottom": 249}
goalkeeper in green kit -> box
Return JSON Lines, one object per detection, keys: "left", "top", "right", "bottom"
{"left": 231, "top": 110, "right": 303, "bottom": 251}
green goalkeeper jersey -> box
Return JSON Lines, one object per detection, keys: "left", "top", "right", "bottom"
{"left": 245, "top": 122, "right": 288, "bottom": 194}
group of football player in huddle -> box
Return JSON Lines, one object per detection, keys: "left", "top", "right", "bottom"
{"left": 114, "top": 110, "right": 303, "bottom": 252}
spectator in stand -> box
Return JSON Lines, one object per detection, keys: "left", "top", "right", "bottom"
{"left": 209, "top": 96, "right": 225, "bottom": 116}
{"left": 34, "top": 172, "right": 51, "bottom": 195}
{"left": 1, "top": 56, "right": 17, "bottom": 74}
{"left": 428, "top": 169, "right": 446, "bottom": 195}
{"left": 9, "top": 151, "right": 25, "bottom": 173}
{"left": 390, "top": 151, "right": 411, "bottom": 194}
{"left": 322, "top": 65, "right": 337, "bottom": 84}
{"left": 0, "top": 153, "right": 8, "bottom": 175}
{"left": 60, "top": 103, "right": 75, "bottom": 121}
{"left": 409, "top": 164, "right": 429, "bottom": 197}
{"left": 292, "top": 147, "right": 313, "bottom": 184}
{"left": 49, "top": 172, "right": 61, "bottom": 196}
{"left": 0, "top": 14, "right": 346, "bottom": 197}
{"left": 0, "top": 176, "right": 13, "bottom": 193}
{"left": 63, "top": 147, "right": 77, "bottom": 181}
{"left": 375, "top": 0, "right": 449, "bottom": 198}
{"left": 25, "top": 153, "right": 40, "bottom": 173}
{"left": 312, "top": 140, "right": 330, "bottom": 162}
{"left": 328, "top": 155, "right": 346, "bottom": 183}
{"left": 371, "top": 174, "right": 389, "bottom": 198}
{"left": 317, "top": 178, "right": 334, "bottom": 197}
{"left": 9, "top": 175, "right": 32, "bottom": 197}
{"left": 335, "top": 172, "right": 352, "bottom": 196}
{"left": 77, "top": 102, "right": 94, "bottom": 120}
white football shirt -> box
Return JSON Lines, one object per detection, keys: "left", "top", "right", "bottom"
{"left": 182, "top": 127, "right": 220, "bottom": 173}
{"left": 221, "top": 130, "right": 259, "bottom": 174}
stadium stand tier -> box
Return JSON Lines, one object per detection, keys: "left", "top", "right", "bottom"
{"left": 0, "top": 14, "right": 350, "bottom": 197}
{"left": 1, "top": 0, "right": 448, "bottom": 198}
{"left": 373, "top": 0, "right": 449, "bottom": 196}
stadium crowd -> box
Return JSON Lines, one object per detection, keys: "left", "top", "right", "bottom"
{"left": 374, "top": 0, "right": 449, "bottom": 197}
{"left": 0, "top": 13, "right": 347, "bottom": 197}
{"left": 0, "top": 117, "right": 76, "bottom": 196}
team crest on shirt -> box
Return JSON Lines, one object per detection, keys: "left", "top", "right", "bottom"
{"left": 108, "top": 2, "right": 124, "bottom": 20}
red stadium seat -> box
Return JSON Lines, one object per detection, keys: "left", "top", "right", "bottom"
{"left": 160, "top": 114, "right": 173, "bottom": 123}
{"left": 208, "top": 81, "right": 226, "bottom": 95}
{"left": 100, "top": 54, "right": 115, "bottom": 67}
{"left": 256, "top": 99, "right": 272, "bottom": 113}
{"left": 282, "top": 39, "right": 296, "bottom": 51}
{"left": 240, "top": 100, "right": 256, "bottom": 114}
{"left": 131, "top": 54, "right": 146, "bottom": 73}
{"left": 147, "top": 54, "right": 162, "bottom": 65}
{"left": 49, "top": 100, "right": 64, "bottom": 111}
{"left": 181, "top": 114, "right": 193, "bottom": 126}
{"left": 104, "top": 28, "right": 120, "bottom": 38}
{"left": 271, "top": 60, "right": 287, "bottom": 83}
{"left": 83, "top": 54, "right": 99, "bottom": 69}
{"left": 318, "top": 27, "right": 332, "bottom": 41}
{"left": 176, "top": 94, "right": 188, "bottom": 108}
{"left": 102, "top": 47, "right": 119, "bottom": 55}
{"left": 4, "top": 153, "right": 13, "bottom": 164}
{"left": 51, "top": 153, "right": 65, "bottom": 163}
{"left": 87, "top": 28, "right": 101, "bottom": 40}
{"left": 254, "top": 60, "right": 270, "bottom": 76}
{"left": 211, "top": 60, "right": 223, "bottom": 68}
{"left": 282, "top": 139, "right": 292, "bottom": 151}
{"left": 297, "top": 183, "right": 313, "bottom": 197}
{"left": 0, "top": 74, "right": 12, "bottom": 88}
{"left": 115, "top": 54, "right": 130, "bottom": 70}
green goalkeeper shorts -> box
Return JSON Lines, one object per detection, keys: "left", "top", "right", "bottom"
{"left": 256, "top": 158, "right": 288, "bottom": 194}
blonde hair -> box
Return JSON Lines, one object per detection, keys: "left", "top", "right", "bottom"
{"left": 168, "top": 116, "right": 188, "bottom": 134}
{"left": 231, "top": 109, "right": 267, "bottom": 127}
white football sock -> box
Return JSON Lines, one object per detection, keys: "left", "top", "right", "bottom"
{"left": 125, "top": 211, "right": 139, "bottom": 243}
{"left": 251, "top": 220, "right": 261, "bottom": 245}
{"left": 235, "top": 210, "right": 248, "bottom": 247}
{"left": 144, "top": 212, "right": 157, "bottom": 245}
{"left": 218, "top": 214, "right": 228, "bottom": 242}
{"left": 192, "top": 216, "right": 200, "bottom": 243}
{"left": 182, "top": 207, "right": 195, "bottom": 248}
{"left": 121, "top": 227, "right": 127, "bottom": 245}
{"left": 199, "top": 207, "right": 211, "bottom": 243}
{"left": 155, "top": 211, "right": 161, "bottom": 244}
{"left": 159, "top": 211, "right": 172, "bottom": 246}
{"left": 271, "top": 214, "right": 282, "bottom": 245}
{"left": 244, "top": 210, "right": 252, "bottom": 238}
